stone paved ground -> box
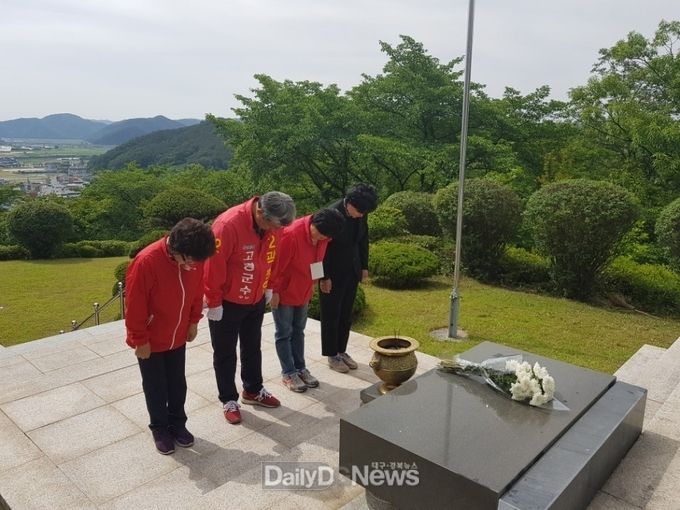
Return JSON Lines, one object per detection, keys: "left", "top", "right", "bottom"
{"left": 0, "top": 316, "right": 677, "bottom": 509}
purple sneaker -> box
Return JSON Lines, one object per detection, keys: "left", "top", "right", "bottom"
{"left": 169, "top": 425, "right": 194, "bottom": 448}
{"left": 152, "top": 430, "right": 175, "bottom": 455}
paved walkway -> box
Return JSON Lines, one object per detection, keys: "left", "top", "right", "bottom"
{"left": 0, "top": 315, "right": 439, "bottom": 509}
{"left": 1, "top": 317, "right": 678, "bottom": 509}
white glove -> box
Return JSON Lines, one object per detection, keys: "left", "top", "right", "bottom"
{"left": 206, "top": 306, "right": 223, "bottom": 321}
{"left": 264, "top": 289, "right": 273, "bottom": 305}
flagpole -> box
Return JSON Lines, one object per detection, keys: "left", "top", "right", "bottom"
{"left": 448, "top": 0, "right": 475, "bottom": 338}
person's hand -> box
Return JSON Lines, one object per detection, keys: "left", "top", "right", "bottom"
{"left": 270, "top": 293, "right": 280, "bottom": 310}
{"left": 319, "top": 279, "right": 332, "bottom": 294}
{"left": 361, "top": 269, "right": 369, "bottom": 283}
{"left": 186, "top": 323, "right": 198, "bottom": 342}
{"left": 135, "top": 343, "right": 151, "bottom": 359}
{"left": 207, "top": 306, "right": 223, "bottom": 321}
{"left": 264, "top": 288, "right": 273, "bottom": 304}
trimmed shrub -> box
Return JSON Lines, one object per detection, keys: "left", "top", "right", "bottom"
{"left": 7, "top": 200, "right": 73, "bottom": 258}
{"left": 112, "top": 260, "right": 131, "bottom": 296}
{"left": 383, "top": 191, "right": 440, "bottom": 236}
{"left": 129, "top": 230, "right": 167, "bottom": 258}
{"left": 367, "top": 206, "right": 409, "bottom": 241}
{"left": 525, "top": 179, "right": 640, "bottom": 299}
{"left": 496, "top": 246, "right": 551, "bottom": 288}
{"left": 56, "top": 240, "right": 132, "bottom": 258}
{"left": 433, "top": 178, "right": 522, "bottom": 279}
{"left": 656, "top": 198, "right": 680, "bottom": 271}
{"left": 391, "top": 234, "right": 454, "bottom": 275}
{"left": 600, "top": 257, "right": 680, "bottom": 316}
{"left": 0, "top": 245, "right": 29, "bottom": 261}
{"left": 369, "top": 241, "right": 439, "bottom": 288}
{"left": 308, "top": 285, "right": 366, "bottom": 321}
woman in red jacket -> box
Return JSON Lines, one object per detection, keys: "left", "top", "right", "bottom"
{"left": 270, "top": 209, "right": 345, "bottom": 392}
{"left": 125, "top": 218, "right": 215, "bottom": 455}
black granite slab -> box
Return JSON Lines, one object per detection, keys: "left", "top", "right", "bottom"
{"left": 499, "top": 381, "right": 645, "bottom": 510}
{"left": 340, "top": 341, "right": 616, "bottom": 509}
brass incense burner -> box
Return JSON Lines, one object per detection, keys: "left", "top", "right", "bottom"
{"left": 368, "top": 336, "right": 420, "bottom": 394}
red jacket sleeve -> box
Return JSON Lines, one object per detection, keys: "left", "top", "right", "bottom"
{"left": 203, "top": 220, "right": 232, "bottom": 308}
{"left": 124, "top": 256, "right": 154, "bottom": 348}
{"left": 189, "top": 263, "right": 205, "bottom": 324}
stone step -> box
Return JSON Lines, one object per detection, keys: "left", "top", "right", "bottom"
{"left": 614, "top": 344, "right": 666, "bottom": 388}
{"left": 641, "top": 336, "right": 680, "bottom": 407}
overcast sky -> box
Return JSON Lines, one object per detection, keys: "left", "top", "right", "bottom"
{"left": 1, "top": 0, "right": 677, "bottom": 122}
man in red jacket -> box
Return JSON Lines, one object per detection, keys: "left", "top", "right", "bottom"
{"left": 270, "top": 209, "right": 345, "bottom": 392}
{"left": 125, "top": 218, "right": 216, "bottom": 455}
{"left": 204, "top": 192, "right": 296, "bottom": 424}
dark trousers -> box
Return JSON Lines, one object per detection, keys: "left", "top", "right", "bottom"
{"left": 319, "top": 276, "right": 359, "bottom": 357}
{"left": 209, "top": 298, "right": 265, "bottom": 403}
{"left": 137, "top": 345, "right": 187, "bottom": 432}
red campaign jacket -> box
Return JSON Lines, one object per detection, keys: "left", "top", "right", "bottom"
{"left": 204, "top": 197, "right": 280, "bottom": 307}
{"left": 125, "top": 238, "right": 205, "bottom": 353}
{"left": 270, "top": 215, "right": 330, "bottom": 307}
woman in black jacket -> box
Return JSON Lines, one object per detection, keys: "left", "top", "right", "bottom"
{"left": 319, "top": 183, "right": 378, "bottom": 372}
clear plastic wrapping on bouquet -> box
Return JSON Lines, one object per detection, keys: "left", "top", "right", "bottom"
{"left": 438, "top": 354, "right": 569, "bottom": 411}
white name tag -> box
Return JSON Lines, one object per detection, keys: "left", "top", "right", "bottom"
{"left": 310, "top": 261, "right": 324, "bottom": 280}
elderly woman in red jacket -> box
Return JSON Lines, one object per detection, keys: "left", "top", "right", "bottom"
{"left": 125, "top": 218, "right": 215, "bottom": 455}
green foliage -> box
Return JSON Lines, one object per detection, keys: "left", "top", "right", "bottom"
{"left": 383, "top": 191, "right": 440, "bottom": 236}
{"left": 143, "top": 186, "right": 225, "bottom": 228}
{"left": 525, "top": 179, "right": 640, "bottom": 299}
{"left": 88, "top": 121, "right": 232, "bottom": 170}
{"left": 600, "top": 257, "right": 680, "bottom": 316}
{"left": 567, "top": 21, "right": 680, "bottom": 206}
{"left": 114, "top": 260, "right": 131, "bottom": 283}
{"left": 391, "top": 234, "right": 454, "bottom": 275}
{"left": 369, "top": 241, "right": 439, "bottom": 288}
{"left": 655, "top": 197, "right": 680, "bottom": 271}
{"left": 433, "top": 178, "right": 522, "bottom": 279}
{"left": 307, "top": 285, "right": 366, "bottom": 321}
{"left": 496, "top": 246, "right": 551, "bottom": 288}
{"left": 0, "top": 184, "right": 21, "bottom": 209}
{"left": 76, "top": 166, "right": 164, "bottom": 240}
{"left": 367, "top": 206, "right": 408, "bottom": 241}
{"left": 55, "top": 240, "right": 131, "bottom": 259}
{"left": 0, "top": 245, "right": 29, "bottom": 261}
{"left": 129, "top": 229, "right": 167, "bottom": 258}
{"left": 7, "top": 200, "right": 73, "bottom": 258}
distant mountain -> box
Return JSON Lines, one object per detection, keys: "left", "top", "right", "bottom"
{"left": 88, "top": 121, "right": 231, "bottom": 170}
{"left": 0, "top": 113, "right": 106, "bottom": 139}
{"left": 0, "top": 114, "right": 203, "bottom": 144}
{"left": 86, "top": 115, "right": 186, "bottom": 145}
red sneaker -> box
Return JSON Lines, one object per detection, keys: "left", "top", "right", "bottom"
{"left": 223, "top": 400, "right": 242, "bottom": 424}
{"left": 241, "top": 387, "right": 281, "bottom": 408}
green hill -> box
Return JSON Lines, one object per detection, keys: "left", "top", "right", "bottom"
{"left": 87, "top": 121, "right": 232, "bottom": 170}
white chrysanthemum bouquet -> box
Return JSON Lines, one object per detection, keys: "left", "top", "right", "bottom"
{"left": 439, "top": 355, "right": 556, "bottom": 407}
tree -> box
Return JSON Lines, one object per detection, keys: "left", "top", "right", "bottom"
{"left": 433, "top": 178, "right": 522, "bottom": 279}
{"left": 7, "top": 199, "right": 73, "bottom": 258}
{"left": 210, "top": 76, "right": 367, "bottom": 205}
{"left": 143, "top": 187, "right": 226, "bottom": 227}
{"left": 567, "top": 20, "right": 680, "bottom": 206}
{"left": 75, "top": 165, "right": 165, "bottom": 240}
{"left": 524, "top": 179, "right": 640, "bottom": 299}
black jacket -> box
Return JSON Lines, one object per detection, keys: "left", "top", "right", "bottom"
{"left": 322, "top": 198, "right": 369, "bottom": 282}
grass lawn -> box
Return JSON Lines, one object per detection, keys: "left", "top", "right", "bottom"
{"left": 0, "top": 257, "right": 127, "bottom": 346}
{"left": 2, "top": 259, "right": 678, "bottom": 374}
{"left": 354, "top": 276, "right": 680, "bottom": 374}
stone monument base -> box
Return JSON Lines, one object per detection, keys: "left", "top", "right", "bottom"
{"left": 340, "top": 342, "right": 645, "bottom": 510}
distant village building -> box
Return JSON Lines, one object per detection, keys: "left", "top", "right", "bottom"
{"left": 0, "top": 145, "right": 12, "bottom": 152}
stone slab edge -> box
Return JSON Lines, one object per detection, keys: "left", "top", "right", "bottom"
{"left": 498, "top": 381, "right": 646, "bottom": 510}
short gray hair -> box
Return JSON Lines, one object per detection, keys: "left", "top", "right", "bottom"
{"left": 259, "top": 191, "right": 296, "bottom": 226}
